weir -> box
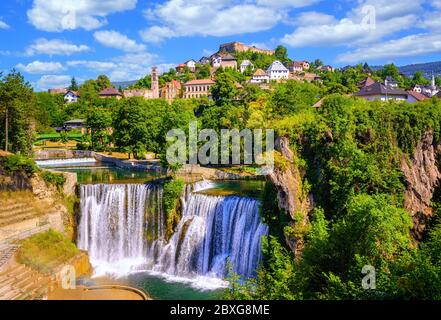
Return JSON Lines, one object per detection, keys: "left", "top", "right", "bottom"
{"left": 78, "top": 183, "right": 268, "bottom": 283}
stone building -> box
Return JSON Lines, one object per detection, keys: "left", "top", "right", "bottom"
{"left": 161, "top": 80, "right": 182, "bottom": 101}
{"left": 219, "top": 42, "right": 275, "bottom": 55}
{"left": 183, "top": 79, "right": 215, "bottom": 99}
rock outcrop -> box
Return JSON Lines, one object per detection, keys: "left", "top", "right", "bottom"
{"left": 402, "top": 131, "right": 441, "bottom": 239}
{"left": 268, "top": 137, "right": 313, "bottom": 255}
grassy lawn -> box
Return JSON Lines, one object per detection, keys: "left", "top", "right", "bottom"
{"left": 17, "top": 230, "right": 79, "bottom": 274}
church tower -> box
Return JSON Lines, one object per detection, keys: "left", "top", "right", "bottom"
{"left": 151, "top": 66, "right": 159, "bottom": 98}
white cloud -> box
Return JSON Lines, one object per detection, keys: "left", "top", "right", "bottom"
{"left": 337, "top": 33, "right": 441, "bottom": 63}
{"left": 421, "top": 11, "right": 441, "bottom": 30}
{"left": 256, "top": 0, "right": 320, "bottom": 8}
{"left": 140, "top": 26, "right": 177, "bottom": 44}
{"left": 37, "top": 75, "right": 71, "bottom": 91}
{"left": 16, "top": 61, "right": 65, "bottom": 74}
{"left": 141, "top": 1, "right": 284, "bottom": 43}
{"left": 27, "top": 0, "right": 137, "bottom": 32}
{"left": 94, "top": 30, "right": 146, "bottom": 52}
{"left": 26, "top": 38, "right": 90, "bottom": 56}
{"left": 67, "top": 60, "right": 118, "bottom": 71}
{"left": 282, "top": 14, "right": 416, "bottom": 48}
{"left": 0, "top": 20, "right": 9, "bottom": 29}
{"left": 66, "top": 52, "right": 161, "bottom": 81}
{"left": 281, "top": 0, "right": 419, "bottom": 48}
{"left": 292, "top": 11, "right": 336, "bottom": 26}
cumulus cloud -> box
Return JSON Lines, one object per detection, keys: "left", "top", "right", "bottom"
{"left": 66, "top": 52, "right": 165, "bottom": 81}
{"left": 27, "top": 0, "right": 137, "bottom": 32}
{"left": 337, "top": 33, "right": 441, "bottom": 63}
{"left": 0, "top": 20, "right": 9, "bottom": 29}
{"left": 16, "top": 61, "right": 65, "bottom": 74}
{"left": 140, "top": 1, "right": 285, "bottom": 43}
{"left": 94, "top": 30, "right": 146, "bottom": 52}
{"left": 37, "top": 75, "right": 71, "bottom": 91}
{"left": 25, "top": 38, "right": 90, "bottom": 56}
{"left": 256, "top": 0, "right": 320, "bottom": 8}
{"left": 281, "top": 0, "right": 420, "bottom": 48}
{"left": 292, "top": 11, "right": 336, "bottom": 26}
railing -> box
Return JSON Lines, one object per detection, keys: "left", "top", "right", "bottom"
{"left": 82, "top": 285, "right": 150, "bottom": 300}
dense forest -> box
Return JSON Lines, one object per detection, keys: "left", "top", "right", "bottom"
{"left": 1, "top": 57, "right": 441, "bottom": 299}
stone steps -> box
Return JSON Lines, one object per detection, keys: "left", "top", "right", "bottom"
{"left": 0, "top": 210, "right": 45, "bottom": 228}
{"left": 0, "top": 203, "right": 28, "bottom": 214}
{"left": 0, "top": 264, "right": 53, "bottom": 300}
{"left": 0, "top": 245, "right": 19, "bottom": 269}
{"left": 0, "top": 207, "right": 37, "bottom": 219}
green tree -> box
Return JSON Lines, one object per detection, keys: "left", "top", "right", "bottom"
{"left": 275, "top": 45, "right": 290, "bottom": 64}
{"left": 0, "top": 70, "right": 36, "bottom": 155}
{"left": 211, "top": 71, "right": 238, "bottom": 106}
{"left": 69, "top": 77, "right": 79, "bottom": 91}
{"left": 96, "top": 75, "right": 113, "bottom": 91}
{"left": 412, "top": 71, "right": 429, "bottom": 86}
{"left": 86, "top": 107, "right": 112, "bottom": 151}
{"left": 271, "top": 80, "right": 320, "bottom": 116}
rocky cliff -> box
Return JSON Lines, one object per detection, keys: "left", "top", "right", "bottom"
{"left": 268, "top": 137, "right": 313, "bottom": 255}
{"left": 402, "top": 131, "right": 441, "bottom": 240}
{"left": 269, "top": 132, "right": 441, "bottom": 253}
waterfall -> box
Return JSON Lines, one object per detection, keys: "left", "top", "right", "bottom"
{"left": 36, "top": 157, "right": 97, "bottom": 167}
{"left": 78, "top": 183, "right": 268, "bottom": 285}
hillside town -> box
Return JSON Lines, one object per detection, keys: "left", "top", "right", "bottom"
{"left": 46, "top": 41, "right": 441, "bottom": 108}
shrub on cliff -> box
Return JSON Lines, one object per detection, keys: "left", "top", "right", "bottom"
{"left": 1, "top": 154, "right": 39, "bottom": 177}
{"left": 163, "top": 178, "right": 185, "bottom": 239}
{"left": 41, "top": 170, "right": 66, "bottom": 191}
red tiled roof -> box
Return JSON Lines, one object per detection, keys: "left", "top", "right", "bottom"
{"left": 184, "top": 79, "right": 215, "bottom": 86}
{"left": 358, "top": 77, "right": 376, "bottom": 88}
{"left": 99, "top": 88, "right": 122, "bottom": 96}
{"left": 170, "top": 80, "right": 182, "bottom": 89}
{"left": 65, "top": 90, "right": 80, "bottom": 96}
{"left": 407, "top": 90, "right": 428, "bottom": 101}
{"left": 253, "top": 69, "right": 267, "bottom": 76}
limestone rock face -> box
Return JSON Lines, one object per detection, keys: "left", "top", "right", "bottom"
{"left": 268, "top": 137, "right": 313, "bottom": 255}
{"left": 402, "top": 131, "right": 441, "bottom": 239}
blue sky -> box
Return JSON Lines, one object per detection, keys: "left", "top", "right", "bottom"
{"left": 0, "top": 0, "right": 440, "bottom": 91}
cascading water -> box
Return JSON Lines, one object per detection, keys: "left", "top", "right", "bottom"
{"left": 78, "top": 183, "right": 268, "bottom": 286}
{"left": 36, "top": 158, "right": 97, "bottom": 167}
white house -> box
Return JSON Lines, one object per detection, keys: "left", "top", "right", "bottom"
{"left": 240, "top": 60, "right": 254, "bottom": 73}
{"left": 355, "top": 82, "right": 408, "bottom": 102}
{"left": 413, "top": 76, "right": 440, "bottom": 97}
{"left": 211, "top": 55, "right": 222, "bottom": 68}
{"left": 267, "top": 60, "right": 289, "bottom": 81}
{"left": 184, "top": 59, "right": 197, "bottom": 72}
{"left": 250, "top": 69, "right": 269, "bottom": 83}
{"left": 64, "top": 90, "right": 79, "bottom": 104}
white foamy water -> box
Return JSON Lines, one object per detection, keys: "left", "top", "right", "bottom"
{"left": 36, "top": 158, "right": 97, "bottom": 167}
{"left": 78, "top": 183, "right": 268, "bottom": 290}
{"left": 192, "top": 180, "right": 218, "bottom": 192}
